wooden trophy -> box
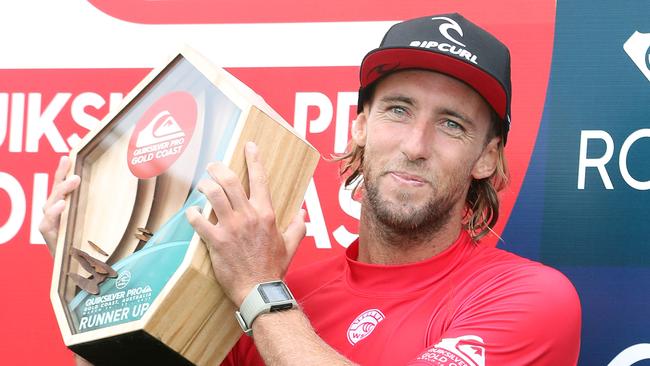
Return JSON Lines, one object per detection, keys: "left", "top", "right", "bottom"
{"left": 50, "top": 46, "right": 320, "bottom": 365}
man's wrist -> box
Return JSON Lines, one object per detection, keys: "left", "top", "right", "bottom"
{"left": 235, "top": 280, "right": 297, "bottom": 336}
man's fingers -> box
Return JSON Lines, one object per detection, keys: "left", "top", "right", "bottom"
{"left": 245, "top": 142, "right": 272, "bottom": 206}
{"left": 50, "top": 199, "right": 67, "bottom": 216}
{"left": 196, "top": 178, "right": 232, "bottom": 222}
{"left": 53, "top": 156, "right": 71, "bottom": 186}
{"left": 62, "top": 175, "right": 81, "bottom": 195}
{"left": 206, "top": 162, "right": 250, "bottom": 212}
{"left": 42, "top": 200, "right": 66, "bottom": 228}
{"left": 44, "top": 175, "right": 80, "bottom": 213}
{"left": 185, "top": 206, "right": 217, "bottom": 246}
{"left": 283, "top": 209, "right": 307, "bottom": 259}
{"left": 39, "top": 200, "right": 66, "bottom": 239}
{"left": 49, "top": 155, "right": 79, "bottom": 204}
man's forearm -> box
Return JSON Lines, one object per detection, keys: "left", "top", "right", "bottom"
{"left": 252, "top": 308, "right": 357, "bottom": 366}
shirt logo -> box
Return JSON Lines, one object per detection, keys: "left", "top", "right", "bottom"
{"left": 346, "top": 309, "right": 385, "bottom": 345}
{"left": 431, "top": 16, "right": 466, "bottom": 47}
{"left": 416, "top": 335, "right": 486, "bottom": 366}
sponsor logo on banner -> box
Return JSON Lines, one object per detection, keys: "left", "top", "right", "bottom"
{"left": 624, "top": 31, "right": 650, "bottom": 82}
{"left": 609, "top": 343, "right": 650, "bottom": 366}
{"left": 576, "top": 31, "right": 650, "bottom": 192}
{"left": 416, "top": 335, "right": 486, "bottom": 366}
{"left": 347, "top": 309, "right": 385, "bottom": 345}
{"left": 127, "top": 91, "right": 197, "bottom": 179}
{"left": 409, "top": 17, "right": 478, "bottom": 64}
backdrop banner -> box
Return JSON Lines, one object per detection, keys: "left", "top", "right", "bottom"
{"left": 0, "top": 1, "right": 648, "bottom": 365}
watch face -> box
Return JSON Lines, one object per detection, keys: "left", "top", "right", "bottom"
{"left": 258, "top": 282, "right": 291, "bottom": 303}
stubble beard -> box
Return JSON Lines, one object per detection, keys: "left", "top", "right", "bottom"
{"left": 361, "top": 160, "right": 467, "bottom": 244}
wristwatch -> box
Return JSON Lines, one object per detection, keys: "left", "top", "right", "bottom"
{"left": 235, "top": 280, "right": 297, "bottom": 336}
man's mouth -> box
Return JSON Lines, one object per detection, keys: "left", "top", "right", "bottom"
{"left": 388, "top": 171, "right": 427, "bottom": 186}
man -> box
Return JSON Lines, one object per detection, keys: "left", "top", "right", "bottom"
{"left": 186, "top": 13, "right": 581, "bottom": 365}
{"left": 42, "top": 13, "right": 580, "bottom": 365}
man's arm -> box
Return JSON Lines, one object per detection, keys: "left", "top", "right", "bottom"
{"left": 251, "top": 309, "right": 355, "bottom": 366}
{"left": 186, "top": 141, "right": 355, "bottom": 365}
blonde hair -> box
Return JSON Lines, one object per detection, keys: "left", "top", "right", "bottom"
{"left": 333, "top": 109, "right": 509, "bottom": 241}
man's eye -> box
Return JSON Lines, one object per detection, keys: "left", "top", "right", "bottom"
{"left": 444, "top": 120, "right": 463, "bottom": 130}
{"left": 390, "top": 106, "right": 407, "bottom": 116}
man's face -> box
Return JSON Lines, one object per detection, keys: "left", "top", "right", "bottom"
{"left": 352, "top": 70, "right": 499, "bottom": 236}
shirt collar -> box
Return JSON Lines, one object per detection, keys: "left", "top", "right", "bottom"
{"left": 344, "top": 230, "right": 476, "bottom": 295}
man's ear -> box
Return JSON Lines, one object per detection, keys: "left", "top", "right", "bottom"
{"left": 351, "top": 112, "right": 368, "bottom": 148}
{"left": 471, "top": 136, "right": 500, "bottom": 180}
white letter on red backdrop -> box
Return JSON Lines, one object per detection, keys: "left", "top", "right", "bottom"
{"left": 304, "top": 179, "right": 331, "bottom": 249}
{"left": 67, "top": 92, "right": 106, "bottom": 149}
{"left": 26, "top": 93, "right": 70, "bottom": 153}
{"left": 334, "top": 92, "right": 357, "bottom": 154}
{"left": 0, "top": 172, "right": 25, "bottom": 244}
{"left": 332, "top": 182, "right": 360, "bottom": 248}
{"left": 9, "top": 93, "right": 25, "bottom": 153}
{"left": 0, "top": 93, "right": 7, "bottom": 147}
{"left": 30, "top": 173, "right": 49, "bottom": 245}
{"left": 293, "top": 92, "right": 333, "bottom": 137}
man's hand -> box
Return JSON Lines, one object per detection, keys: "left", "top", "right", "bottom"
{"left": 186, "top": 142, "right": 306, "bottom": 307}
{"left": 188, "top": 142, "right": 355, "bottom": 366}
{"left": 39, "top": 155, "right": 81, "bottom": 256}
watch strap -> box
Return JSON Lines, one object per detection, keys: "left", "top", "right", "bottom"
{"left": 235, "top": 280, "right": 297, "bottom": 336}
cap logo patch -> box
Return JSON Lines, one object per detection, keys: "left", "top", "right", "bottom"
{"left": 408, "top": 17, "right": 478, "bottom": 65}
{"left": 431, "top": 16, "right": 466, "bottom": 47}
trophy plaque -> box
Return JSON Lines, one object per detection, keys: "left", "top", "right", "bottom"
{"left": 50, "top": 47, "right": 320, "bottom": 365}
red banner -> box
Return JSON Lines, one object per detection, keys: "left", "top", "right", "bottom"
{"left": 0, "top": 1, "right": 555, "bottom": 364}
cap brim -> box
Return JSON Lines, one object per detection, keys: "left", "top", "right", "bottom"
{"left": 360, "top": 47, "right": 508, "bottom": 120}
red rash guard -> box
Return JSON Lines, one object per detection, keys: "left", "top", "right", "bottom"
{"left": 223, "top": 230, "right": 581, "bottom": 365}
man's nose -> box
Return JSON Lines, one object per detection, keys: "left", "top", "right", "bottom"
{"left": 400, "top": 121, "right": 431, "bottom": 161}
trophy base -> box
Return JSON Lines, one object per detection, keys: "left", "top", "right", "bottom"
{"left": 71, "top": 330, "right": 195, "bottom": 366}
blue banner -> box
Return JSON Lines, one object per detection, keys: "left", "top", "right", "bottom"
{"left": 504, "top": 1, "right": 650, "bottom": 364}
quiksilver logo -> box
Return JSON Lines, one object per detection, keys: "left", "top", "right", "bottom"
{"left": 346, "top": 309, "right": 385, "bottom": 345}
{"left": 417, "top": 335, "right": 486, "bottom": 366}
{"left": 409, "top": 17, "right": 478, "bottom": 65}
{"left": 135, "top": 110, "right": 185, "bottom": 148}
